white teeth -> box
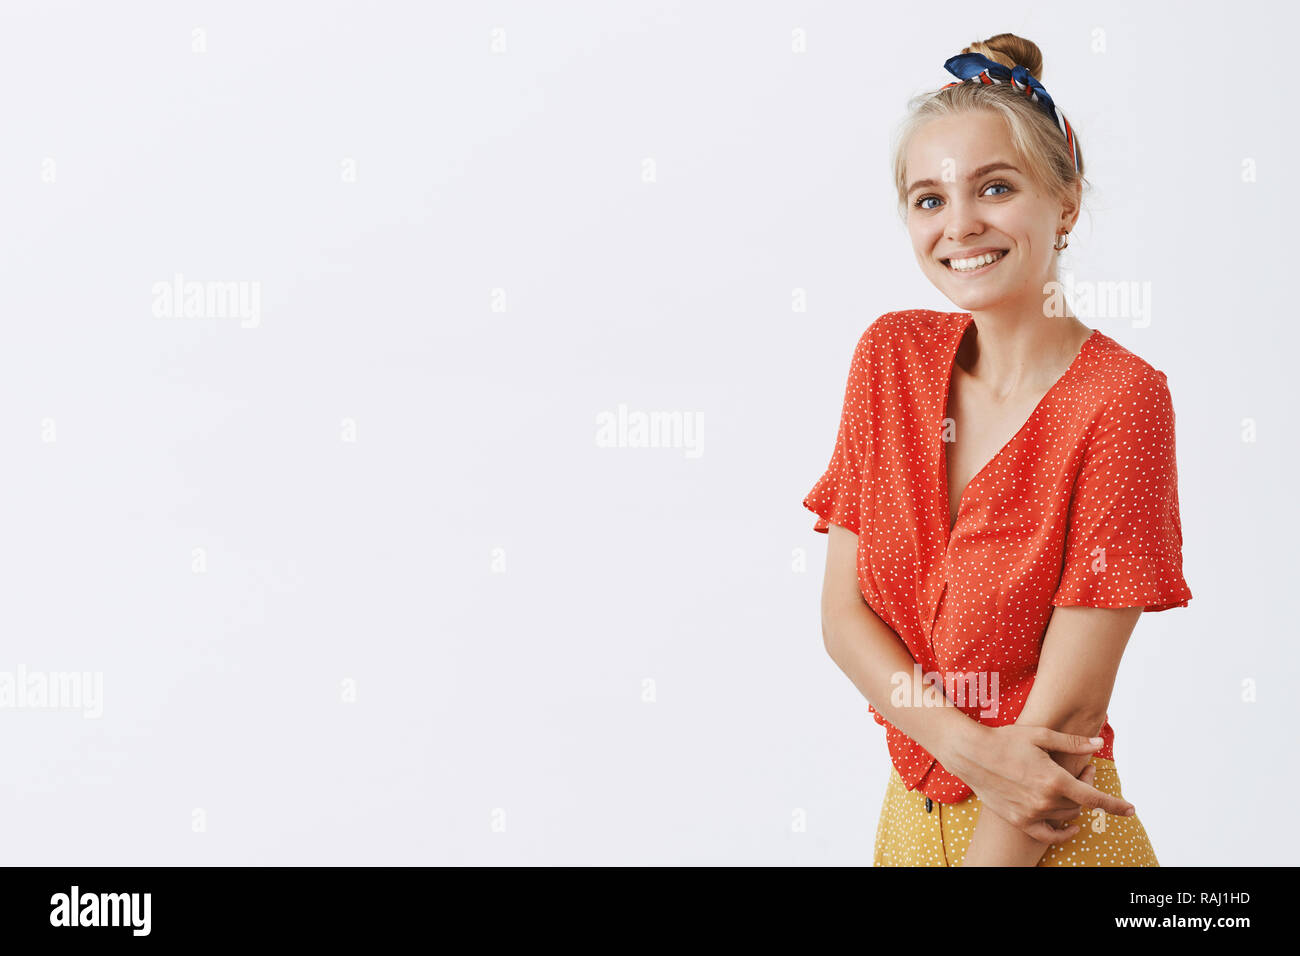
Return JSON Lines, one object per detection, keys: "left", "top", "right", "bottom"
{"left": 947, "top": 250, "right": 1005, "bottom": 272}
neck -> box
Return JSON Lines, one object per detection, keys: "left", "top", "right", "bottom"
{"left": 961, "top": 279, "right": 1091, "bottom": 396}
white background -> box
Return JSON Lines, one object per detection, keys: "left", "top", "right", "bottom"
{"left": 1, "top": 1, "right": 1292, "bottom": 865}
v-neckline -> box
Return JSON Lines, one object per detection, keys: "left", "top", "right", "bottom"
{"left": 939, "top": 313, "right": 1098, "bottom": 543}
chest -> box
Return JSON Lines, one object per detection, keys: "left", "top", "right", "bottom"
{"left": 942, "top": 367, "right": 1058, "bottom": 530}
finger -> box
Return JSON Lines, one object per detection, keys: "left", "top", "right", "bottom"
{"left": 1034, "top": 763, "right": 1097, "bottom": 815}
{"left": 1024, "top": 821, "right": 1080, "bottom": 845}
{"left": 1032, "top": 727, "right": 1107, "bottom": 755}
{"left": 1075, "top": 763, "right": 1094, "bottom": 813}
{"left": 1062, "top": 778, "right": 1134, "bottom": 817}
{"left": 1042, "top": 804, "right": 1085, "bottom": 823}
{"left": 1075, "top": 763, "right": 1095, "bottom": 803}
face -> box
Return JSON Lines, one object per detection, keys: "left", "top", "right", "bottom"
{"left": 904, "top": 111, "right": 1077, "bottom": 313}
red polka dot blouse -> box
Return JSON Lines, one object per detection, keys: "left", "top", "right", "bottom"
{"left": 803, "top": 309, "right": 1192, "bottom": 803}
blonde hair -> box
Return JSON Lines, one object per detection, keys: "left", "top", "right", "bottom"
{"left": 892, "top": 33, "right": 1087, "bottom": 222}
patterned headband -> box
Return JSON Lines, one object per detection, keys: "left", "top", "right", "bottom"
{"left": 940, "top": 52, "right": 1082, "bottom": 174}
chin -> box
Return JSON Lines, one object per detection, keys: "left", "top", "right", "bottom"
{"left": 932, "top": 280, "right": 1005, "bottom": 312}
{"left": 943, "top": 289, "right": 1004, "bottom": 310}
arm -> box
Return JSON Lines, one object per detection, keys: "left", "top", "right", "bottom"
{"left": 820, "top": 523, "right": 1135, "bottom": 842}
{"left": 819, "top": 523, "right": 981, "bottom": 766}
{"left": 960, "top": 603, "right": 1143, "bottom": 866}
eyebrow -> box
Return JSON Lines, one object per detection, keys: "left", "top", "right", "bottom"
{"left": 906, "top": 162, "right": 1022, "bottom": 196}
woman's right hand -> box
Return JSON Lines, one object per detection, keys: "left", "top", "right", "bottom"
{"left": 947, "top": 724, "right": 1135, "bottom": 844}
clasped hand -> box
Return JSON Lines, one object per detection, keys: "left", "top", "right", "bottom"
{"left": 950, "top": 724, "right": 1135, "bottom": 845}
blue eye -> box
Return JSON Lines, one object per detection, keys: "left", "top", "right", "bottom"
{"left": 912, "top": 180, "right": 1014, "bottom": 211}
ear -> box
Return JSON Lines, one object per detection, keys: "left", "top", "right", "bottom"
{"left": 1060, "top": 178, "right": 1083, "bottom": 233}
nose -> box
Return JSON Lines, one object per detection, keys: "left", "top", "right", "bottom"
{"left": 942, "top": 196, "right": 985, "bottom": 243}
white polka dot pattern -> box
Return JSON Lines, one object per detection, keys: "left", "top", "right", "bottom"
{"left": 803, "top": 310, "right": 1192, "bottom": 804}
{"left": 872, "top": 757, "right": 1160, "bottom": 866}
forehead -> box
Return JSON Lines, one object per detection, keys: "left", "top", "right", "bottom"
{"left": 907, "top": 111, "right": 1015, "bottom": 173}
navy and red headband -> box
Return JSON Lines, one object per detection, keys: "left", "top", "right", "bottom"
{"left": 940, "top": 52, "right": 1082, "bottom": 174}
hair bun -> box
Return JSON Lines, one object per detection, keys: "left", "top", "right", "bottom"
{"left": 962, "top": 32, "right": 1044, "bottom": 80}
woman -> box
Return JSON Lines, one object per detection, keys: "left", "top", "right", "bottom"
{"left": 802, "top": 33, "right": 1192, "bottom": 866}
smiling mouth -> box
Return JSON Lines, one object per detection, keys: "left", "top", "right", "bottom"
{"left": 942, "top": 250, "right": 1009, "bottom": 273}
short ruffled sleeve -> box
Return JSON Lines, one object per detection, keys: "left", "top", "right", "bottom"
{"left": 802, "top": 325, "right": 875, "bottom": 535}
{"left": 1051, "top": 369, "right": 1192, "bottom": 612}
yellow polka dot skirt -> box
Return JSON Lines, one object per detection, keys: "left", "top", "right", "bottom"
{"left": 873, "top": 757, "right": 1159, "bottom": 866}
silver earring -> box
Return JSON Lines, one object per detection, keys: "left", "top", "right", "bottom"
{"left": 1054, "top": 232, "right": 1070, "bottom": 251}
